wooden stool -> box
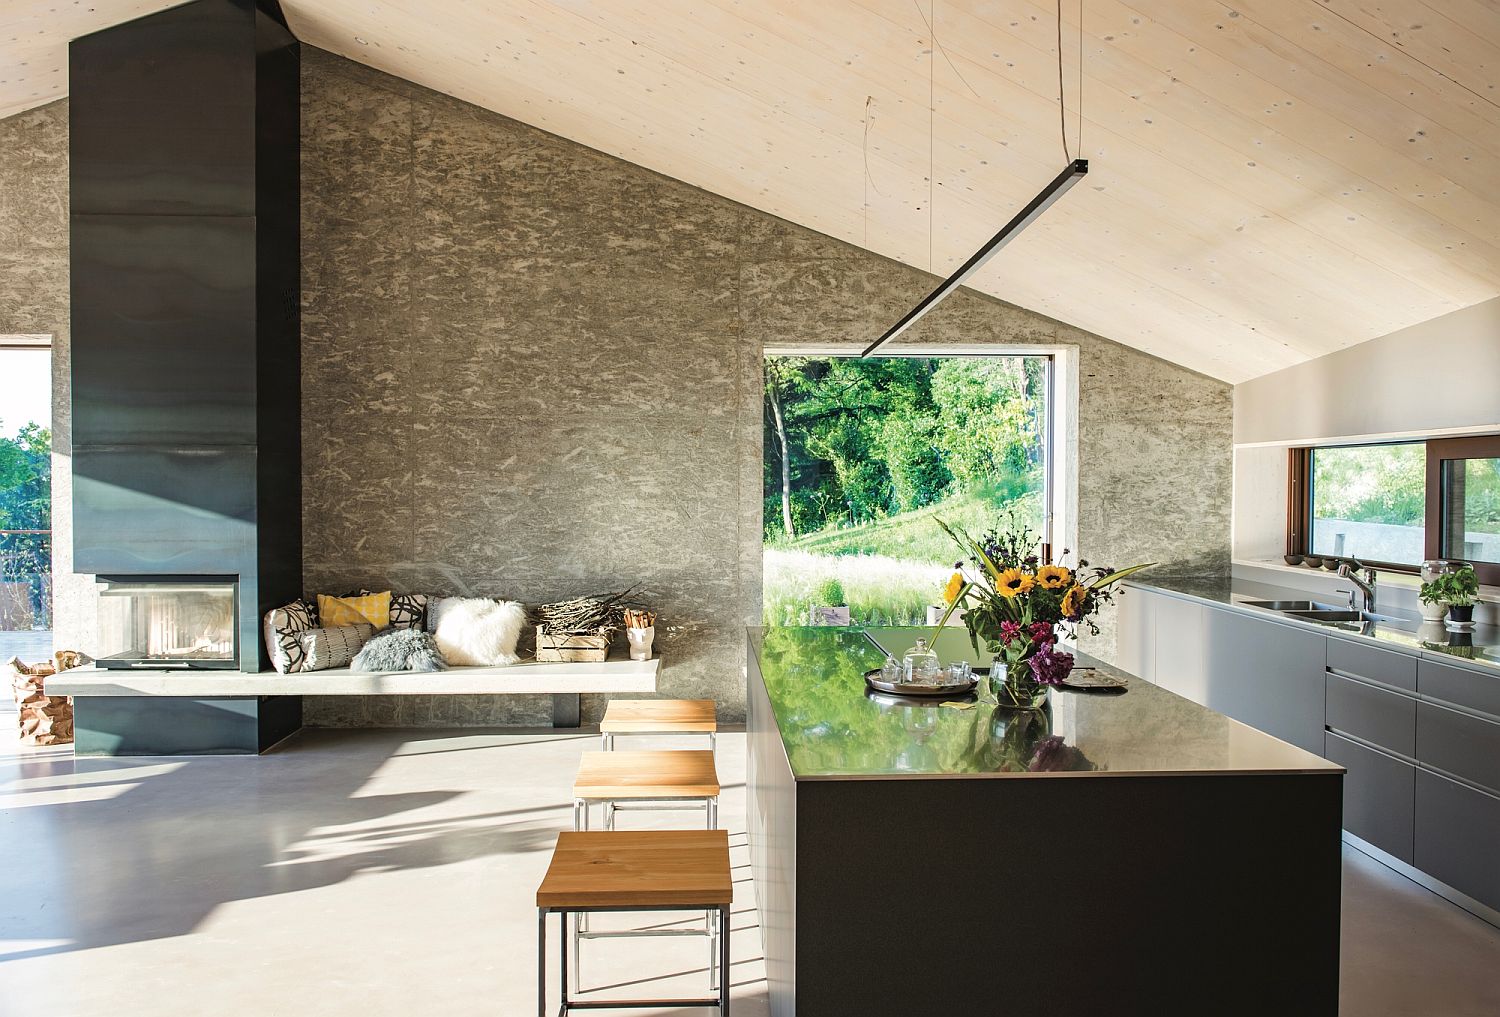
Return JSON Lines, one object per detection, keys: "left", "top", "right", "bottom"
{"left": 572, "top": 749, "right": 721, "bottom": 832}
{"left": 537, "top": 830, "right": 732, "bottom": 1015}
{"left": 599, "top": 699, "right": 717, "bottom": 752}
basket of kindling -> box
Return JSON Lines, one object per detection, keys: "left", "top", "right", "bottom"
{"left": 8, "top": 651, "right": 82, "bottom": 746}
{"left": 535, "top": 592, "right": 628, "bottom": 663}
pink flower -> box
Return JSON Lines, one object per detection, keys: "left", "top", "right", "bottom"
{"left": 1028, "top": 621, "right": 1055, "bottom": 645}
{"left": 999, "top": 621, "right": 1024, "bottom": 645}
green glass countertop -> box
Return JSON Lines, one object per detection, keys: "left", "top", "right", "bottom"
{"left": 748, "top": 626, "right": 1341, "bottom": 780}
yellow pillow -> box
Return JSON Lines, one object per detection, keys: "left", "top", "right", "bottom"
{"left": 318, "top": 591, "right": 391, "bottom": 630}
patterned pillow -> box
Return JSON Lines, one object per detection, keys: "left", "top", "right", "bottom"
{"left": 297, "top": 623, "right": 376, "bottom": 671}
{"left": 264, "top": 599, "right": 318, "bottom": 674}
{"left": 318, "top": 591, "right": 391, "bottom": 629}
{"left": 336, "top": 589, "right": 427, "bottom": 631}
{"left": 389, "top": 593, "right": 427, "bottom": 630}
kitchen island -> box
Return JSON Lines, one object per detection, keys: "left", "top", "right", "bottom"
{"left": 747, "top": 626, "right": 1344, "bottom": 1017}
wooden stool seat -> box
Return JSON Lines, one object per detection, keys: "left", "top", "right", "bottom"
{"left": 573, "top": 750, "right": 720, "bottom": 801}
{"left": 537, "top": 831, "right": 732, "bottom": 1014}
{"left": 537, "top": 830, "right": 732, "bottom": 910}
{"left": 600, "top": 698, "right": 717, "bottom": 735}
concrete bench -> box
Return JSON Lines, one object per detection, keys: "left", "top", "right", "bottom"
{"left": 49, "top": 658, "right": 660, "bottom": 755}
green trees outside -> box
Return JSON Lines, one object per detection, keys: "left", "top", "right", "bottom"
{"left": 1311, "top": 443, "right": 1426, "bottom": 527}
{"left": 763, "top": 356, "right": 1045, "bottom": 540}
{"left": 763, "top": 356, "right": 1047, "bottom": 624}
{"left": 0, "top": 421, "right": 52, "bottom": 626}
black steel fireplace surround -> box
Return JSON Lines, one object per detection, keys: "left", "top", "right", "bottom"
{"left": 69, "top": 0, "right": 302, "bottom": 674}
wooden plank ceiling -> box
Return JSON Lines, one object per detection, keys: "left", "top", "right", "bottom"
{"left": 5, "top": 1, "right": 1500, "bottom": 382}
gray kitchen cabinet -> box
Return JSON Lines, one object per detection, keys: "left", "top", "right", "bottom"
{"left": 1415, "top": 769, "right": 1500, "bottom": 912}
{"left": 1154, "top": 595, "right": 1208, "bottom": 703}
{"left": 1416, "top": 701, "right": 1500, "bottom": 797}
{"left": 1116, "top": 586, "right": 1156, "bottom": 685}
{"left": 1325, "top": 731, "right": 1415, "bottom": 863}
{"left": 1203, "top": 607, "right": 1326, "bottom": 755}
{"left": 1418, "top": 658, "right": 1500, "bottom": 723}
{"left": 1413, "top": 658, "right": 1500, "bottom": 912}
{"left": 1327, "top": 637, "right": 1417, "bottom": 694}
{"left": 1325, "top": 671, "right": 1416, "bottom": 758}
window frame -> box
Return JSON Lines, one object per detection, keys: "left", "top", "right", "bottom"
{"left": 1288, "top": 435, "right": 1500, "bottom": 585}
{"left": 1425, "top": 435, "right": 1500, "bottom": 586}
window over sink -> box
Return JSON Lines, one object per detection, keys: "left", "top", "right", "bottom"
{"left": 1289, "top": 436, "right": 1500, "bottom": 584}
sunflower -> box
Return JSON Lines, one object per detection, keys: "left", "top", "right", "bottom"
{"left": 943, "top": 571, "right": 966, "bottom": 605}
{"left": 996, "top": 568, "right": 1034, "bottom": 599}
{"left": 1061, "top": 584, "right": 1088, "bottom": 618}
{"left": 1035, "top": 565, "right": 1072, "bottom": 590}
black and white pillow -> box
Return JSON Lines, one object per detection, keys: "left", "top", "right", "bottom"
{"left": 264, "top": 599, "right": 318, "bottom": 674}
{"left": 389, "top": 593, "right": 427, "bottom": 630}
{"left": 297, "top": 623, "right": 376, "bottom": 671}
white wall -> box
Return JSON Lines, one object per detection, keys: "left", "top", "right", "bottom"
{"left": 1232, "top": 297, "right": 1500, "bottom": 612}
{"left": 1235, "top": 296, "right": 1500, "bottom": 447}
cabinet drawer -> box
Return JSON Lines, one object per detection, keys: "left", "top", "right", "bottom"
{"left": 1416, "top": 702, "right": 1500, "bottom": 796}
{"left": 1419, "top": 659, "right": 1500, "bottom": 722}
{"left": 1325, "top": 732, "right": 1414, "bottom": 863}
{"left": 1415, "top": 769, "right": 1500, "bottom": 912}
{"left": 1326, "top": 673, "right": 1416, "bottom": 757}
{"left": 1326, "top": 638, "right": 1416, "bottom": 693}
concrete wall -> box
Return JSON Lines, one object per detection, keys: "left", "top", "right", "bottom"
{"left": 1236, "top": 296, "right": 1500, "bottom": 447}
{"left": 0, "top": 100, "right": 97, "bottom": 655}
{"left": 1, "top": 49, "right": 1233, "bottom": 723}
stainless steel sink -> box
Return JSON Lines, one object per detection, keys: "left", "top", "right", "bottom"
{"left": 1242, "top": 600, "right": 1341, "bottom": 612}
{"left": 1281, "top": 609, "right": 1401, "bottom": 626}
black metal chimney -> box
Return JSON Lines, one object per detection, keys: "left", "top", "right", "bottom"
{"left": 69, "top": 0, "right": 301, "bottom": 671}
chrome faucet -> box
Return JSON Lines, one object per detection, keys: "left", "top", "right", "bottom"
{"left": 1337, "top": 560, "right": 1378, "bottom": 613}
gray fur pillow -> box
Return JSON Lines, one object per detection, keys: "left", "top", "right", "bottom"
{"left": 352, "top": 626, "right": 447, "bottom": 673}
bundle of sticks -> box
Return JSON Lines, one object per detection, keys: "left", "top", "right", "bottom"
{"left": 536, "top": 588, "right": 639, "bottom": 636}
{"left": 623, "top": 608, "right": 656, "bottom": 629}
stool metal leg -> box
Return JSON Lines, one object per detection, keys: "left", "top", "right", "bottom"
{"left": 720, "top": 905, "right": 731, "bottom": 1014}
{"left": 571, "top": 909, "right": 582, "bottom": 995}
{"left": 538, "top": 909, "right": 547, "bottom": 1017}
{"left": 560, "top": 909, "right": 569, "bottom": 1014}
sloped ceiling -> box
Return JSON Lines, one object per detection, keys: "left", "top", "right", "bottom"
{"left": 5, "top": 1, "right": 1500, "bottom": 382}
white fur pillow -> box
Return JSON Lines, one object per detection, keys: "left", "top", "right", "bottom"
{"left": 432, "top": 597, "right": 526, "bottom": 666}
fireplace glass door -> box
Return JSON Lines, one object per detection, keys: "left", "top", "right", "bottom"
{"left": 96, "top": 577, "right": 238, "bottom": 669}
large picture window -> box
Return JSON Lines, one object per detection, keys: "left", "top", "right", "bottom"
{"left": 1290, "top": 436, "right": 1500, "bottom": 583}
{"left": 763, "top": 354, "right": 1052, "bottom": 625}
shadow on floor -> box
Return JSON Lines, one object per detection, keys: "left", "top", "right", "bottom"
{"left": 0, "top": 728, "right": 591, "bottom": 961}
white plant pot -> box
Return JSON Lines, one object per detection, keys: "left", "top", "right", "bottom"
{"left": 926, "top": 605, "right": 966, "bottom": 626}
{"left": 1420, "top": 600, "right": 1448, "bottom": 623}
{"left": 625, "top": 626, "right": 655, "bottom": 661}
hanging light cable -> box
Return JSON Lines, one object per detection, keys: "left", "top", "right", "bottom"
{"left": 862, "top": 0, "right": 1088, "bottom": 357}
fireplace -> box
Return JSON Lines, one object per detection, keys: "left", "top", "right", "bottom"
{"left": 95, "top": 577, "right": 239, "bottom": 669}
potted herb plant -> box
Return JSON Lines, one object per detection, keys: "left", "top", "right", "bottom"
{"left": 1421, "top": 564, "right": 1479, "bottom": 630}
{"left": 809, "top": 577, "right": 851, "bottom": 626}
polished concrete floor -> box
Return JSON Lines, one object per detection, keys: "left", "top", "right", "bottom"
{"left": 3, "top": 728, "right": 1499, "bottom": 1016}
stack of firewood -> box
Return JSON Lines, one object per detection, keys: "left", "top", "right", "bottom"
{"left": 8, "top": 651, "right": 81, "bottom": 746}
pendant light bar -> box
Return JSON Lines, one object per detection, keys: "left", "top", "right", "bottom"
{"left": 861, "top": 158, "right": 1088, "bottom": 357}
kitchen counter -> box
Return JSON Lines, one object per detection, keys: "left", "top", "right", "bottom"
{"left": 1127, "top": 575, "right": 1500, "bottom": 674}
{"left": 749, "top": 625, "right": 1337, "bottom": 778}
{"left": 746, "top": 625, "right": 1342, "bottom": 1017}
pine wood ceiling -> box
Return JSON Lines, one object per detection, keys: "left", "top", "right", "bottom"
{"left": 6, "top": 1, "right": 1500, "bottom": 381}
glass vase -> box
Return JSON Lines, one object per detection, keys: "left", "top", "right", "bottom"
{"left": 989, "top": 659, "right": 1049, "bottom": 711}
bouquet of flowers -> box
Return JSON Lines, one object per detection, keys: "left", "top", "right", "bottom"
{"left": 933, "top": 514, "right": 1152, "bottom": 709}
